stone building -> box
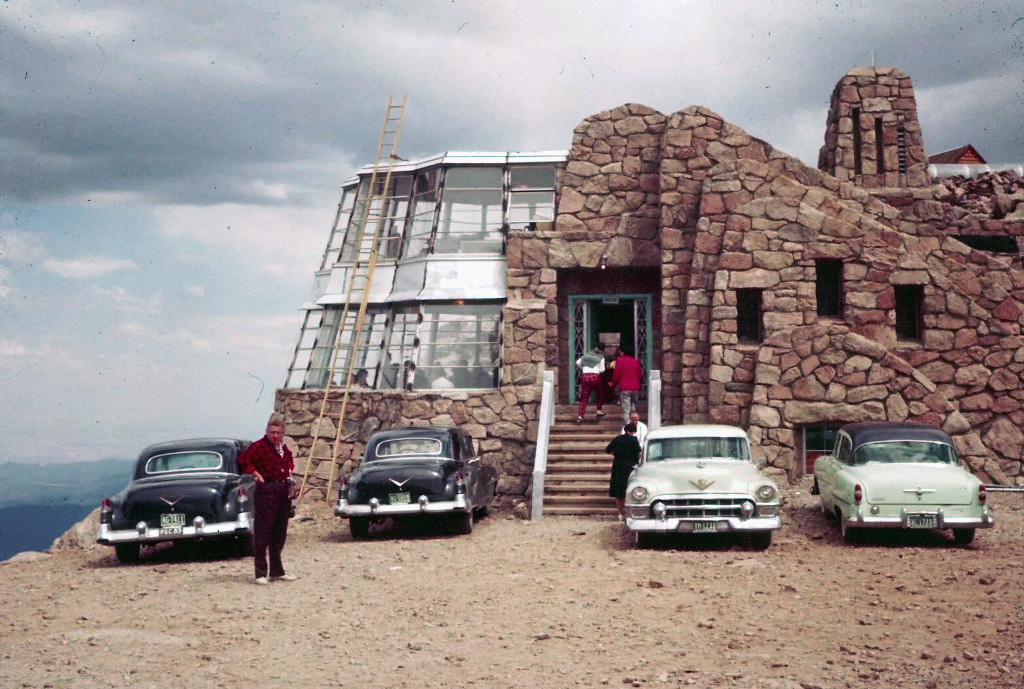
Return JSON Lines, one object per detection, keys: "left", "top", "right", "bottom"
{"left": 277, "top": 66, "right": 1024, "bottom": 506}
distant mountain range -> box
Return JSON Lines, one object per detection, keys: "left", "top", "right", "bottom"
{"left": 0, "top": 458, "right": 133, "bottom": 561}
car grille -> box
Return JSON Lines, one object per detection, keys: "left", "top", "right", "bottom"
{"left": 660, "top": 497, "right": 747, "bottom": 519}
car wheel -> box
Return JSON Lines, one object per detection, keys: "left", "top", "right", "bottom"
{"left": 474, "top": 504, "right": 490, "bottom": 519}
{"left": 635, "top": 532, "right": 655, "bottom": 549}
{"left": 748, "top": 531, "right": 772, "bottom": 551}
{"left": 838, "top": 510, "right": 857, "bottom": 543}
{"left": 952, "top": 528, "right": 975, "bottom": 546}
{"left": 349, "top": 517, "right": 370, "bottom": 540}
{"left": 453, "top": 511, "right": 474, "bottom": 535}
{"left": 114, "top": 542, "right": 141, "bottom": 564}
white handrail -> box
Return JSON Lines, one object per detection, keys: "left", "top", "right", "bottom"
{"left": 530, "top": 370, "right": 555, "bottom": 521}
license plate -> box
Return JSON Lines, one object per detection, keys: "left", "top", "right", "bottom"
{"left": 908, "top": 514, "right": 937, "bottom": 529}
{"left": 388, "top": 492, "right": 410, "bottom": 505}
{"left": 690, "top": 521, "right": 719, "bottom": 533}
{"left": 160, "top": 512, "right": 185, "bottom": 535}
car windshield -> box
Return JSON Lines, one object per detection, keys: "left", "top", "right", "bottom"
{"left": 145, "top": 451, "right": 223, "bottom": 474}
{"left": 851, "top": 440, "right": 957, "bottom": 466}
{"left": 645, "top": 437, "right": 750, "bottom": 463}
{"left": 372, "top": 438, "right": 443, "bottom": 461}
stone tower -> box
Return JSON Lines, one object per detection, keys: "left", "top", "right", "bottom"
{"left": 818, "top": 66, "right": 930, "bottom": 189}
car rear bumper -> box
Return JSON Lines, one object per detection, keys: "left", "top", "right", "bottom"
{"left": 96, "top": 513, "right": 252, "bottom": 545}
{"left": 625, "top": 515, "right": 781, "bottom": 533}
{"left": 843, "top": 506, "right": 994, "bottom": 530}
{"left": 335, "top": 494, "right": 469, "bottom": 517}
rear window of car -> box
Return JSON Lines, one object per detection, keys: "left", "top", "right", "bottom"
{"left": 646, "top": 437, "right": 751, "bottom": 463}
{"left": 373, "top": 438, "right": 443, "bottom": 459}
{"left": 145, "top": 451, "right": 224, "bottom": 474}
{"left": 852, "top": 440, "right": 956, "bottom": 465}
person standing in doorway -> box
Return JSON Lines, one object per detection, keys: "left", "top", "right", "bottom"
{"left": 607, "top": 422, "right": 641, "bottom": 519}
{"left": 612, "top": 346, "right": 643, "bottom": 424}
{"left": 621, "top": 410, "right": 648, "bottom": 448}
{"left": 237, "top": 414, "right": 298, "bottom": 585}
{"left": 575, "top": 346, "right": 606, "bottom": 424}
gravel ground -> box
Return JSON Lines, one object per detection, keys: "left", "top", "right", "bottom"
{"left": 2, "top": 481, "right": 1023, "bottom": 689}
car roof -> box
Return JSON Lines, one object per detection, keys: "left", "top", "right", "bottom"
{"left": 645, "top": 424, "right": 749, "bottom": 441}
{"left": 369, "top": 426, "right": 460, "bottom": 442}
{"left": 139, "top": 438, "right": 247, "bottom": 459}
{"left": 841, "top": 422, "right": 953, "bottom": 447}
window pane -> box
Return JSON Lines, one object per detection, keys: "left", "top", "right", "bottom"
{"left": 508, "top": 190, "right": 555, "bottom": 226}
{"left": 444, "top": 167, "right": 502, "bottom": 189}
{"left": 380, "top": 308, "right": 419, "bottom": 390}
{"left": 510, "top": 164, "right": 555, "bottom": 189}
{"left": 323, "top": 187, "right": 357, "bottom": 267}
{"left": 736, "top": 289, "right": 763, "bottom": 342}
{"left": 403, "top": 170, "right": 438, "bottom": 259}
{"left": 415, "top": 303, "right": 501, "bottom": 389}
{"left": 436, "top": 167, "right": 504, "bottom": 254}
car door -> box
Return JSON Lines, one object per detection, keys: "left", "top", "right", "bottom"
{"left": 815, "top": 432, "right": 847, "bottom": 510}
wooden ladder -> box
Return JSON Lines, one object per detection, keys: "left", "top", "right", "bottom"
{"left": 297, "top": 96, "right": 406, "bottom": 503}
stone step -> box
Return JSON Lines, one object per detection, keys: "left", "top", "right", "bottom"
{"left": 542, "top": 505, "right": 620, "bottom": 516}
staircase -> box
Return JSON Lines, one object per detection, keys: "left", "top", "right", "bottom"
{"left": 542, "top": 404, "right": 628, "bottom": 516}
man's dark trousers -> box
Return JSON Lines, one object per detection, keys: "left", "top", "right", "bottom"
{"left": 253, "top": 481, "right": 290, "bottom": 578}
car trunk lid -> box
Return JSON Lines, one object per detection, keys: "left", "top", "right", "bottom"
{"left": 853, "top": 464, "right": 976, "bottom": 506}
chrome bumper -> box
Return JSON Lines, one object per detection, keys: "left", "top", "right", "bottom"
{"left": 335, "top": 493, "right": 469, "bottom": 517}
{"left": 96, "top": 512, "right": 252, "bottom": 545}
{"left": 843, "top": 506, "right": 994, "bottom": 530}
{"left": 625, "top": 514, "right": 781, "bottom": 533}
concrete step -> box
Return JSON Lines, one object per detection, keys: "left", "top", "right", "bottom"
{"left": 542, "top": 505, "right": 620, "bottom": 516}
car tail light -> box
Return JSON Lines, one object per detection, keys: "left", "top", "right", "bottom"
{"left": 853, "top": 484, "right": 862, "bottom": 505}
{"left": 237, "top": 486, "right": 248, "bottom": 501}
{"left": 99, "top": 497, "right": 112, "bottom": 524}
{"left": 455, "top": 471, "right": 466, "bottom": 494}
{"left": 978, "top": 484, "right": 986, "bottom": 504}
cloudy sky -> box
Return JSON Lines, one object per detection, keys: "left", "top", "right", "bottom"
{"left": 1, "top": 0, "right": 1022, "bottom": 464}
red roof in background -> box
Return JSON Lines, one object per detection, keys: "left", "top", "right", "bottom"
{"left": 928, "top": 144, "right": 987, "bottom": 165}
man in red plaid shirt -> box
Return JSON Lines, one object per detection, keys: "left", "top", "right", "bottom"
{"left": 238, "top": 414, "right": 297, "bottom": 584}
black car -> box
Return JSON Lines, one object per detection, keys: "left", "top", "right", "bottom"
{"left": 335, "top": 426, "right": 498, "bottom": 538}
{"left": 96, "top": 438, "right": 256, "bottom": 563}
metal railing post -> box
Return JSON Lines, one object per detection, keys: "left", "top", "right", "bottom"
{"left": 648, "top": 369, "right": 662, "bottom": 430}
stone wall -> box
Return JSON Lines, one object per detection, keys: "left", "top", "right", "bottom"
{"left": 275, "top": 388, "right": 539, "bottom": 512}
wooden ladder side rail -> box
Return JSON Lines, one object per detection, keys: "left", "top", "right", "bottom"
{"left": 298, "top": 96, "right": 406, "bottom": 503}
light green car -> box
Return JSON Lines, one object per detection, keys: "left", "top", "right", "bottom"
{"left": 812, "top": 422, "right": 994, "bottom": 545}
{"left": 624, "top": 424, "right": 781, "bottom": 549}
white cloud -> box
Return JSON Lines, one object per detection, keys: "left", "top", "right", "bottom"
{"left": 93, "top": 285, "right": 160, "bottom": 311}
{"left": 151, "top": 202, "right": 328, "bottom": 278}
{"left": 0, "top": 340, "right": 28, "bottom": 357}
{"left": 182, "top": 285, "right": 206, "bottom": 298}
{"left": 0, "top": 230, "right": 49, "bottom": 264}
{"left": 40, "top": 256, "right": 138, "bottom": 279}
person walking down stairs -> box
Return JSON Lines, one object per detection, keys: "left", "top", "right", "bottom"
{"left": 575, "top": 346, "right": 606, "bottom": 424}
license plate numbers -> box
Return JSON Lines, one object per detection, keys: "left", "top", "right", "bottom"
{"left": 389, "top": 492, "right": 410, "bottom": 505}
{"left": 160, "top": 512, "right": 185, "bottom": 535}
{"left": 690, "top": 521, "right": 719, "bottom": 533}
{"left": 908, "top": 514, "right": 937, "bottom": 529}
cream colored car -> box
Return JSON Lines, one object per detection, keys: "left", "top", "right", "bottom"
{"left": 624, "top": 425, "right": 781, "bottom": 549}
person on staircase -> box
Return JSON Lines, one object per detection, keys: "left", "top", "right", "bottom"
{"left": 621, "top": 410, "right": 648, "bottom": 448}
{"left": 606, "top": 422, "right": 641, "bottom": 519}
{"left": 575, "top": 346, "right": 606, "bottom": 424}
{"left": 611, "top": 346, "right": 643, "bottom": 424}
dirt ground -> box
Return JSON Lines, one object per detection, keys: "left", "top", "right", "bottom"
{"left": 2, "top": 480, "right": 1023, "bottom": 689}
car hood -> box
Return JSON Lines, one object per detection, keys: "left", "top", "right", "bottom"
{"left": 845, "top": 463, "right": 978, "bottom": 505}
{"left": 629, "top": 459, "right": 773, "bottom": 496}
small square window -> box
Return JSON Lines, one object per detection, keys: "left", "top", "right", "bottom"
{"left": 736, "top": 288, "right": 763, "bottom": 343}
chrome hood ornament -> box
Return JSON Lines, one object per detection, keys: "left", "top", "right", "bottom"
{"left": 690, "top": 478, "right": 715, "bottom": 491}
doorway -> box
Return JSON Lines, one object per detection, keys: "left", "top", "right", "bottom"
{"left": 568, "top": 294, "right": 651, "bottom": 404}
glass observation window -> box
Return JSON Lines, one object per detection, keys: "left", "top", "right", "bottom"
{"left": 340, "top": 178, "right": 371, "bottom": 263}
{"left": 508, "top": 164, "right": 556, "bottom": 229}
{"left": 322, "top": 187, "right": 356, "bottom": 268}
{"left": 304, "top": 308, "right": 344, "bottom": 389}
{"left": 403, "top": 170, "right": 439, "bottom": 259}
{"left": 379, "top": 307, "right": 419, "bottom": 390}
{"left": 413, "top": 302, "right": 501, "bottom": 390}
{"left": 435, "top": 167, "right": 504, "bottom": 254}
